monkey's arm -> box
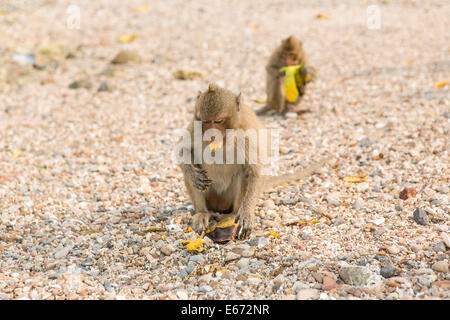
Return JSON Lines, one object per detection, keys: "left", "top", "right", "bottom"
{"left": 266, "top": 68, "right": 286, "bottom": 113}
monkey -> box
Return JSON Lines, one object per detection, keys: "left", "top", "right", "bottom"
{"left": 257, "top": 36, "right": 317, "bottom": 115}
{"left": 179, "top": 83, "right": 327, "bottom": 240}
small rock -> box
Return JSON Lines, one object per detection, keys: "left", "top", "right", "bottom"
{"left": 69, "top": 79, "right": 92, "bottom": 89}
{"left": 441, "top": 233, "right": 450, "bottom": 249}
{"left": 375, "top": 255, "right": 389, "bottom": 263}
{"left": 285, "top": 112, "right": 297, "bottom": 119}
{"left": 322, "top": 276, "right": 337, "bottom": 291}
{"left": 339, "top": 266, "right": 372, "bottom": 286}
{"left": 160, "top": 245, "right": 173, "bottom": 256}
{"left": 263, "top": 200, "right": 275, "bottom": 210}
{"left": 387, "top": 245, "right": 400, "bottom": 255}
{"left": 225, "top": 252, "right": 240, "bottom": 262}
{"left": 292, "top": 281, "right": 309, "bottom": 292}
{"left": 248, "top": 237, "right": 269, "bottom": 248}
{"left": 352, "top": 199, "right": 364, "bottom": 209}
{"left": 333, "top": 216, "right": 345, "bottom": 226}
{"left": 432, "top": 260, "right": 448, "bottom": 273}
{"left": 399, "top": 187, "right": 417, "bottom": 200}
{"left": 380, "top": 265, "right": 396, "bottom": 278}
{"left": 111, "top": 50, "right": 142, "bottom": 64}
{"left": 236, "top": 258, "right": 250, "bottom": 269}
{"left": 326, "top": 192, "right": 340, "bottom": 206}
{"left": 296, "top": 288, "right": 319, "bottom": 300}
{"left": 176, "top": 290, "right": 188, "bottom": 299}
{"left": 198, "top": 285, "right": 212, "bottom": 293}
{"left": 55, "top": 247, "right": 71, "bottom": 259}
{"left": 166, "top": 224, "right": 182, "bottom": 233}
{"left": 433, "top": 241, "right": 446, "bottom": 252}
{"left": 359, "top": 137, "right": 372, "bottom": 147}
{"left": 190, "top": 254, "right": 205, "bottom": 264}
{"left": 98, "top": 81, "right": 114, "bottom": 92}
{"left": 273, "top": 274, "right": 285, "bottom": 286}
{"left": 413, "top": 208, "right": 428, "bottom": 225}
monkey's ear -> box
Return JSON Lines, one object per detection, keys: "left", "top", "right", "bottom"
{"left": 236, "top": 92, "right": 241, "bottom": 112}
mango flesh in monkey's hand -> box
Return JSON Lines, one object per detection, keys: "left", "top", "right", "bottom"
{"left": 280, "top": 62, "right": 305, "bottom": 103}
{"left": 205, "top": 215, "right": 239, "bottom": 243}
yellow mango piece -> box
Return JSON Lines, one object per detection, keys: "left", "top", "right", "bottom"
{"left": 209, "top": 141, "right": 223, "bottom": 151}
{"left": 434, "top": 81, "right": 448, "bottom": 88}
{"left": 316, "top": 13, "right": 330, "bottom": 19}
{"left": 186, "top": 238, "right": 204, "bottom": 252}
{"left": 280, "top": 62, "right": 305, "bottom": 103}
{"left": 130, "top": 4, "right": 149, "bottom": 12}
{"left": 12, "top": 150, "right": 22, "bottom": 158}
{"left": 253, "top": 99, "right": 265, "bottom": 104}
{"left": 268, "top": 230, "right": 279, "bottom": 238}
{"left": 119, "top": 34, "right": 138, "bottom": 43}
{"left": 0, "top": 9, "right": 5, "bottom": 15}
{"left": 184, "top": 227, "right": 193, "bottom": 233}
{"left": 343, "top": 174, "right": 369, "bottom": 183}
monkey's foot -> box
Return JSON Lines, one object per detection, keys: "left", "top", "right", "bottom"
{"left": 235, "top": 213, "right": 253, "bottom": 240}
{"left": 192, "top": 212, "right": 211, "bottom": 234}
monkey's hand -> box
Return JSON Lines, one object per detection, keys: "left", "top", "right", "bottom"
{"left": 235, "top": 210, "right": 254, "bottom": 240}
{"left": 184, "top": 164, "right": 212, "bottom": 191}
{"left": 192, "top": 212, "right": 211, "bottom": 234}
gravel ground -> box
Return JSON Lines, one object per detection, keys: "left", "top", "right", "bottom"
{"left": 0, "top": 0, "right": 449, "bottom": 300}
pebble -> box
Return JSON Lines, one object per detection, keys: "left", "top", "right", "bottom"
{"left": 55, "top": 247, "right": 71, "bottom": 259}
{"left": 292, "top": 281, "right": 309, "bottom": 292}
{"left": 296, "top": 289, "right": 319, "bottom": 300}
{"left": 387, "top": 245, "right": 400, "bottom": 255}
{"left": 441, "top": 233, "right": 450, "bottom": 249}
{"left": 339, "top": 266, "right": 372, "bottom": 286}
{"left": 263, "top": 200, "right": 275, "bottom": 210}
{"left": 432, "top": 260, "right": 448, "bottom": 273}
{"left": 198, "top": 285, "right": 212, "bottom": 293}
{"left": 111, "top": 50, "right": 142, "bottom": 64}
{"left": 285, "top": 112, "right": 297, "bottom": 119}
{"left": 247, "top": 237, "right": 269, "bottom": 248}
{"left": 326, "top": 192, "right": 340, "bottom": 206}
{"left": 189, "top": 254, "right": 205, "bottom": 264}
{"left": 236, "top": 258, "right": 250, "bottom": 269}
{"left": 160, "top": 245, "right": 173, "bottom": 256}
{"left": 352, "top": 199, "right": 364, "bottom": 209}
{"left": 176, "top": 290, "right": 188, "bottom": 299}
{"left": 433, "top": 241, "right": 446, "bottom": 252}
{"left": 380, "top": 265, "right": 396, "bottom": 278}
{"left": 413, "top": 208, "right": 429, "bottom": 225}
{"left": 98, "top": 81, "right": 115, "bottom": 92}
{"left": 69, "top": 79, "right": 92, "bottom": 89}
{"left": 322, "top": 276, "right": 337, "bottom": 291}
{"left": 225, "top": 252, "right": 241, "bottom": 262}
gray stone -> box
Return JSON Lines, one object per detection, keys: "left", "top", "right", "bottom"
{"left": 225, "top": 252, "right": 240, "bottom": 262}
{"left": 236, "top": 258, "right": 250, "bottom": 269}
{"left": 352, "top": 199, "right": 364, "bottom": 209}
{"left": 339, "top": 266, "right": 372, "bottom": 286}
{"left": 199, "top": 285, "right": 213, "bottom": 293}
{"left": 413, "top": 208, "right": 429, "bottom": 225}
{"left": 247, "top": 237, "right": 269, "bottom": 248}
{"left": 432, "top": 260, "right": 448, "bottom": 273}
{"left": 433, "top": 241, "right": 446, "bottom": 252}
{"left": 380, "top": 265, "right": 396, "bottom": 278}
{"left": 190, "top": 254, "right": 205, "bottom": 264}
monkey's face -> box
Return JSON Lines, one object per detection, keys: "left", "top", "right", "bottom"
{"left": 201, "top": 117, "right": 227, "bottom": 142}
{"left": 282, "top": 51, "right": 302, "bottom": 66}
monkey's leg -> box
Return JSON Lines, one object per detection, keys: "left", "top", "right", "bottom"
{"left": 234, "top": 166, "right": 261, "bottom": 239}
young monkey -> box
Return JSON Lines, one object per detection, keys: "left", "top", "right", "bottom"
{"left": 179, "top": 83, "right": 328, "bottom": 240}
{"left": 257, "top": 36, "right": 317, "bottom": 115}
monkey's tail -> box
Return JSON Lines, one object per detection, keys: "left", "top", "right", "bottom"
{"left": 264, "top": 157, "right": 329, "bottom": 190}
{"left": 255, "top": 106, "right": 271, "bottom": 116}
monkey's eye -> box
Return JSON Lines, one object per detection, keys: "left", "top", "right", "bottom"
{"left": 214, "top": 119, "right": 224, "bottom": 124}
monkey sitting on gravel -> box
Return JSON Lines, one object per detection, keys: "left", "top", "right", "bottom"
{"left": 257, "top": 36, "right": 317, "bottom": 115}
{"left": 178, "top": 83, "right": 327, "bottom": 240}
